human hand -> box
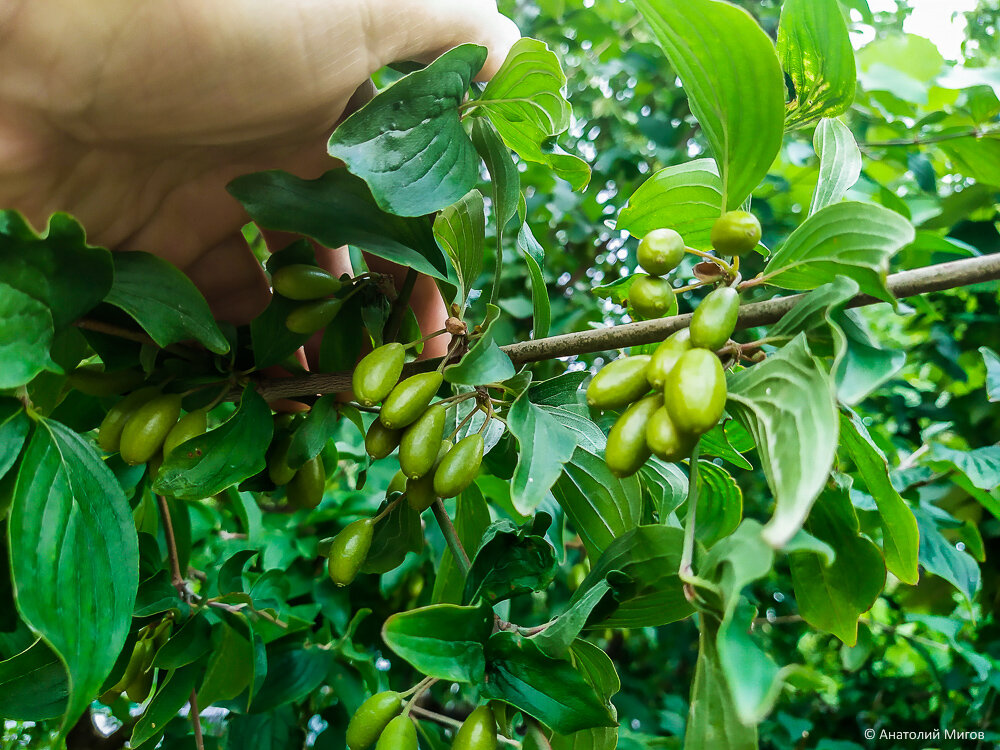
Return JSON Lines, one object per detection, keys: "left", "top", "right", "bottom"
{"left": 0, "top": 0, "right": 519, "bottom": 330}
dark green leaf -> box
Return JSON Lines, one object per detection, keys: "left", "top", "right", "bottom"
{"left": 154, "top": 614, "right": 213, "bottom": 669}
{"left": 532, "top": 581, "right": 612, "bottom": 659}
{"left": 383, "top": 603, "right": 493, "bottom": 682}
{"left": 287, "top": 395, "right": 340, "bottom": 470}
{"left": 914, "top": 509, "right": 980, "bottom": 605}
{"left": 226, "top": 705, "right": 305, "bottom": 750}
{"left": 248, "top": 240, "right": 315, "bottom": 369}
{"left": 320, "top": 293, "right": 365, "bottom": 373}
{"left": 632, "top": 0, "right": 785, "bottom": 209}
{"left": 197, "top": 621, "right": 254, "bottom": 709}
{"left": 0, "top": 282, "right": 59, "bottom": 387}
{"left": 482, "top": 632, "right": 617, "bottom": 734}
{"left": 434, "top": 190, "right": 486, "bottom": 304}
{"left": 132, "top": 663, "right": 201, "bottom": 748}
{"left": 9, "top": 419, "right": 139, "bottom": 739}
{"left": 327, "top": 45, "right": 487, "bottom": 216}
{"left": 509, "top": 387, "right": 580, "bottom": 515}
{"left": 777, "top": 0, "right": 857, "bottom": 129}
{"left": 433, "top": 486, "right": 493, "bottom": 605}
{"left": 695, "top": 461, "right": 743, "bottom": 547}
{"left": 155, "top": 387, "right": 273, "bottom": 500}
{"left": 445, "top": 337, "right": 516, "bottom": 386}
{"left": 360, "top": 500, "right": 423, "bottom": 574}
{"left": 464, "top": 520, "right": 558, "bottom": 605}
{"left": 249, "top": 642, "right": 332, "bottom": 713}
{"left": 105, "top": 252, "right": 229, "bottom": 354}
{"left": 0, "top": 399, "right": 30, "bottom": 481}
{"left": 0, "top": 639, "right": 68, "bottom": 720}
{"left": 229, "top": 170, "right": 448, "bottom": 280}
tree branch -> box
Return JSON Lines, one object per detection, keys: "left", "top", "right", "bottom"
{"left": 251, "top": 253, "right": 1000, "bottom": 399}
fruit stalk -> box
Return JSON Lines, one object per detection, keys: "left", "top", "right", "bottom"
{"left": 432, "top": 499, "right": 471, "bottom": 575}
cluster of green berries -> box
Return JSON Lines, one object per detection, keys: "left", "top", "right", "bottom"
{"left": 99, "top": 619, "right": 171, "bottom": 705}
{"left": 273, "top": 263, "right": 357, "bottom": 334}
{"left": 326, "top": 342, "right": 485, "bottom": 587}
{"left": 347, "top": 692, "right": 497, "bottom": 750}
{"left": 589, "top": 212, "right": 759, "bottom": 477}
{"left": 97, "top": 385, "right": 207, "bottom": 468}
{"left": 267, "top": 422, "right": 327, "bottom": 510}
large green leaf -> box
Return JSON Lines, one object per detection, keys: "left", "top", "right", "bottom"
{"left": 571, "top": 525, "right": 693, "bottom": 629}
{"left": 0, "top": 211, "right": 112, "bottom": 330}
{"left": 9, "top": 419, "right": 139, "bottom": 739}
{"left": 286, "top": 395, "right": 340, "bottom": 470}
{"left": 327, "top": 45, "right": 487, "bottom": 216}
{"left": 155, "top": 387, "right": 273, "bottom": 500}
{"left": 927, "top": 444, "right": 1000, "bottom": 491}
{"left": 940, "top": 136, "right": 1000, "bottom": 187}
{"left": 434, "top": 190, "right": 486, "bottom": 305}
{"left": 249, "top": 642, "right": 332, "bottom": 713}
{"left": 552, "top": 448, "right": 642, "bottom": 557}
{"left": 0, "top": 282, "right": 59, "bottom": 387}
{"left": 809, "top": 119, "right": 862, "bottom": 215}
{"left": 0, "top": 639, "right": 68, "bottom": 720}
{"left": 695, "top": 461, "right": 743, "bottom": 547}
{"left": 549, "top": 641, "right": 620, "bottom": 750}
{"left": 228, "top": 170, "right": 448, "bottom": 280}
{"left": 226, "top": 706, "right": 304, "bottom": 750}
{"left": 789, "top": 489, "right": 885, "bottom": 645}
{"left": 482, "top": 632, "right": 617, "bottom": 734}
{"left": 632, "top": 0, "right": 785, "bottom": 209}
{"left": 532, "top": 581, "right": 613, "bottom": 659}
{"left": 839, "top": 412, "right": 919, "bottom": 584}
{"left": 616, "top": 159, "right": 722, "bottom": 250}
{"left": 476, "top": 38, "right": 589, "bottom": 190}
{"left": 913, "top": 509, "right": 980, "bottom": 605}
{"left": 383, "top": 603, "right": 493, "bottom": 683}
{"left": 0, "top": 399, "right": 29, "bottom": 482}
{"left": 463, "top": 519, "right": 557, "bottom": 605}
{"left": 105, "top": 251, "right": 229, "bottom": 354}
{"left": 777, "top": 0, "right": 857, "bottom": 129}
{"left": 509, "top": 387, "right": 580, "bottom": 515}
{"left": 980, "top": 346, "right": 1000, "bottom": 402}
{"left": 726, "top": 336, "right": 838, "bottom": 548}
{"left": 516, "top": 223, "right": 552, "bottom": 340}
{"left": 131, "top": 663, "right": 201, "bottom": 748}
{"left": 831, "top": 309, "right": 907, "bottom": 405}
{"left": 762, "top": 202, "right": 915, "bottom": 302}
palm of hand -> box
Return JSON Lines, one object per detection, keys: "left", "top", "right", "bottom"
{"left": 0, "top": 0, "right": 518, "bottom": 323}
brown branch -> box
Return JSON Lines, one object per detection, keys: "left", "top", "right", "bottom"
{"left": 861, "top": 128, "right": 995, "bottom": 148}
{"left": 189, "top": 690, "right": 205, "bottom": 750}
{"left": 156, "top": 495, "right": 186, "bottom": 598}
{"left": 249, "top": 253, "right": 1000, "bottom": 398}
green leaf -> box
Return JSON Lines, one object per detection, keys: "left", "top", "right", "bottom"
{"left": 477, "top": 38, "right": 589, "bottom": 190}
{"left": 727, "top": 335, "right": 839, "bottom": 548}
{"left": 572, "top": 525, "right": 693, "bottom": 629}
{"left": 198, "top": 621, "right": 254, "bottom": 709}
{"left": 155, "top": 387, "right": 273, "bottom": 500}
{"left": 433, "top": 486, "right": 493, "bottom": 605}
{"left": 913, "top": 509, "right": 980, "bottom": 605}
{"left": 131, "top": 663, "right": 201, "bottom": 747}
{"left": 229, "top": 170, "right": 449, "bottom": 280}
{"left": 549, "top": 640, "right": 620, "bottom": 750}
{"left": 516, "top": 224, "right": 552, "bottom": 340}
{"left": 105, "top": 252, "right": 229, "bottom": 354}
{"left": 769, "top": 277, "right": 860, "bottom": 340}
{"left": 0, "top": 402, "right": 31, "bottom": 484}
{"left": 9, "top": 419, "right": 139, "bottom": 739}
{"left": 0, "top": 639, "right": 68, "bottom": 720}
{"left": 320, "top": 293, "right": 365, "bottom": 373}
{"left": 777, "top": 0, "right": 857, "bottom": 129}
{"left": 616, "top": 159, "right": 722, "bottom": 250}
{"left": 532, "top": 581, "right": 613, "bottom": 659}
{"left": 482, "top": 632, "right": 617, "bottom": 734}
{"left": 361, "top": 499, "right": 424, "bottom": 574}
{"left": 928, "top": 444, "right": 1000, "bottom": 490}
{"left": 287, "top": 395, "right": 340, "bottom": 470}
{"left": 327, "top": 45, "right": 487, "bottom": 216}
{"left": 383, "top": 603, "right": 493, "bottom": 683}
{"left": 0, "top": 282, "right": 59, "bottom": 387}
{"left": 940, "top": 136, "right": 1000, "bottom": 187}
{"left": 980, "top": 347, "right": 1000, "bottom": 402}
{"left": 839, "top": 411, "right": 919, "bottom": 584}
{"left": 445, "top": 338, "right": 516, "bottom": 386}
{"left": 472, "top": 117, "right": 521, "bottom": 231}
{"left": 695, "top": 461, "right": 743, "bottom": 547}
{"left": 762, "top": 202, "right": 915, "bottom": 302}
{"left": 509, "top": 387, "right": 580, "bottom": 515}
{"left": 809, "top": 119, "right": 862, "bottom": 215}
{"left": 632, "top": 0, "right": 785, "bottom": 209}
{"left": 789, "top": 489, "right": 885, "bottom": 645}
{"left": 154, "top": 613, "right": 213, "bottom": 669}
{"left": 249, "top": 642, "right": 332, "bottom": 712}
{"left": 464, "top": 519, "right": 557, "bottom": 605}
{"left": 0, "top": 211, "right": 113, "bottom": 329}
{"left": 698, "top": 422, "right": 752, "bottom": 471}
{"left": 227, "top": 706, "right": 305, "bottom": 750}
{"left": 831, "top": 309, "right": 906, "bottom": 405}
{"left": 552, "top": 448, "right": 642, "bottom": 557}
{"left": 434, "top": 190, "right": 486, "bottom": 305}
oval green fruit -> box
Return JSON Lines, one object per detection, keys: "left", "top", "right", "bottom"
{"left": 120, "top": 394, "right": 183, "bottom": 465}
{"left": 433, "top": 433, "right": 484, "bottom": 498}
{"left": 68, "top": 366, "right": 144, "bottom": 397}
{"left": 272, "top": 264, "right": 343, "bottom": 300}
{"left": 328, "top": 518, "right": 374, "bottom": 586}
{"left": 605, "top": 394, "right": 662, "bottom": 478}
{"left": 646, "top": 407, "right": 694, "bottom": 462}
{"left": 637, "top": 228, "right": 685, "bottom": 276}
{"left": 710, "top": 210, "right": 761, "bottom": 257}
{"left": 346, "top": 691, "right": 403, "bottom": 750}
{"left": 452, "top": 705, "right": 498, "bottom": 750}
{"left": 406, "top": 440, "right": 451, "bottom": 511}
{"left": 399, "top": 404, "right": 447, "bottom": 479}
{"left": 647, "top": 328, "right": 692, "bottom": 389}
{"left": 287, "top": 456, "right": 326, "bottom": 509}
{"left": 366, "top": 419, "right": 401, "bottom": 460}
{"left": 387, "top": 470, "right": 407, "bottom": 498}
{"left": 375, "top": 715, "right": 417, "bottom": 750}
{"left": 98, "top": 386, "right": 160, "bottom": 454}
{"left": 267, "top": 436, "right": 296, "bottom": 486}
{"left": 125, "top": 663, "right": 154, "bottom": 703}
{"left": 285, "top": 298, "right": 344, "bottom": 334}
{"left": 110, "top": 638, "right": 152, "bottom": 693}
{"left": 629, "top": 274, "right": 675, "bottom": 320}
{"left": 163, "top": 410, "right": 208, "bottom": 456}
{"left": 664, "top": 349, "right": 727, "bottom": 435}
{"left": 586, "top": 355, "right": 651, "bottom": 411}
{"left": 353, "top": 343, "right": 406, "bottom": 406}
{"left": 379, "top": 372, "right": 444, "bottom": 430}
{"left": 689, "top": 286, "right": 739, "bottom": 351}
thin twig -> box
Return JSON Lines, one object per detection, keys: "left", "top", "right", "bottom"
{"left": 189, "top": 690, "right": 204, "bottom": 750}
{"left": 432, "top": 500, "right": 471, "bottom": 575}
{"left": 156, "top": 495, "right": 187, "bottom": 600}
{"left": 385, "top": 268, "right": 419, "bottom": 344}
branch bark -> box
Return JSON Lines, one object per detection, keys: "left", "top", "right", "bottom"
{"left": 253, "top": 253, "right": 1000, "bottom": 399}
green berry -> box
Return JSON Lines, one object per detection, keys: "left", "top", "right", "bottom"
{"left": 433, "top": 433, "right": 484, "bottom": 498}
{"left": 689, "top": 286, "right": 740, "bottom": 351}
{"left": 375, "top": 715, "right": 417, "bottom": 750}
{"left": 272, "top": 264, "right": 343, "bottom": 300}
{"left": 163, "top": 410, "right": 208, "bottom": 457}
{"left": 710, "top": 211, "right": 761, "bottom": 257}
{"left": 629, "top": 274, "right": 675, "bottom": 320}
{"left": 380, "top": 372, "right": 444, "bottom": 430}
{"left": 645, "top": 407, "right": 694, "bottom": 462}
{"left": 452, "top": 705, "right": 498, "bottom": 750}
{"left": 328, "top": 518, "right": 374, "bottom": 586}
{"left": 605, "top": 394, "right": 662, "bottom": 478}
{"left": 353, "top": 343, "right": 406, "bottom": 406}
{"left": 287, "top": 456, "right": 326, "bottom": 509}
{"left": 97, "top": 387, "right": 160, "bottom": 454}
{"left": 365, "top": 419, "right": 401, "bottom": 460}
{"left": 120, "top": 394, "right": 183, "bottom": 465}
{"left": 637, "top": 228, "right": 685, "bottom": 276}
{"left": 647, "top": 329, "right": 692, "bottom": 389}
{"left": 285, "top": 298, "right": 344, "bottom": 334}
{"left": 664, "top": 349, "right": 727, "bottom": 435}
{"left": 399, "top": 404, "right": 446, "bottom": 478}
{"left": 586, "top": 355, "right": 651, "bottom": 411}
{"left": 346, "top": 691, "right": 403, "bottom": 750}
